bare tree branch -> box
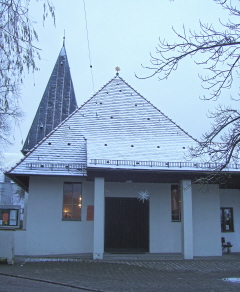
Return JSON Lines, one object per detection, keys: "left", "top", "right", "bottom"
{"left": 139, "top": 0, "right": 240, "bottom": 179}
{"left": 139, "top": 19, "right": 240, "bottom": 100}
{"left": 0, "top": 0, "right": 55, "bottom": 152}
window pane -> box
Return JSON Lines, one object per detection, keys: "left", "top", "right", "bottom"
{"left": 63, "top": 183, "right": 73, "bottom": 204}
{"left": 171, "top": 185, "right": 181, "bottom": 221}
{"left": 73, "top": 183, "right": 81, "bottom": 204}
{"left": 224, "top": 209, "right": 232, "bottom": 231}
{"left": 220, "top": 209, "right": 223, "bottom": 231}
{"left": 73, "top": 183, "right": 81, "bottom": 194}
{"left": 63, "top": 204, "right": 71, "bottom": 218}
{"left": 220, "top": 208, "right": 234, "bottom": 232}
{"left": 62, "top": 182, "right": 82, "bottom": 220}
{"left": 72, "top": 205, "right": 81, "bottom": 220}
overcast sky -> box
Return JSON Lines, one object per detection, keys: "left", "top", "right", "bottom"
{"left": 6, "top": 0, "right": 238, "bottom": 155}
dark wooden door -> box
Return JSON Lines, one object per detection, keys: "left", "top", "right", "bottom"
{"left": 105, "top": 197, "right": 149, "bottom": 253}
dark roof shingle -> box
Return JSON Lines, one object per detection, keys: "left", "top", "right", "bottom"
{"left": 21, "top": 45, "right": 78, "bottom": 154}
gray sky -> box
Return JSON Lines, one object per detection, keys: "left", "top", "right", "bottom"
{"left": 6, "top": 0, "right": 238, "bottom": 154}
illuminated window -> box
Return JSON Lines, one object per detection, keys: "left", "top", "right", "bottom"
{"left": 62, "top": 182, "right": 82, "bottom": 220}
{"left": 171, "top": 185, "right": 181, "bottom": 221}
{"left": 221, "top": 208, "right": 234, "bottom": 232}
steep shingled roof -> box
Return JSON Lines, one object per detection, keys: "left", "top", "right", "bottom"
{"left": 79, "top": 75, "right": 196, "bottom": 164}
{"left": 21, "top": 45, "right": 78, "bottom": 154}
{"left": 8, "top": 75, "right": 199, "bottom": 180}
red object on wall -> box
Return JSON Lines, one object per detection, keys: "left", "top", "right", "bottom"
{"left": 87, "top": 205, "right": 94, "bottom": 221}
{"left": 3, "top": 213, "right": 8, "bottom": 222}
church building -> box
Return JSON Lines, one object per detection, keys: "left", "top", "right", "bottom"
{"left": 4, "top": 44, "right": 240, "bottom": 260}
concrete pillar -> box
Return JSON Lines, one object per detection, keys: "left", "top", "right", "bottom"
{"left": 180, "top": 180, "right": 193, "bottom": 259}
{"left": 93, "top": 177, "right": 105, "bottom": 260}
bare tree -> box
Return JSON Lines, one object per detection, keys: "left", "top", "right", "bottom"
{"left": 0, "top": 0, "right": 55, "bottom": 149}
{"left": 189, "top": 105, "right": 240, "bottom": 179}
{"left": 139, "top": 0, "right": 240, "bottom": 174}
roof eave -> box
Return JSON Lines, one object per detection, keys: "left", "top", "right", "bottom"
{"left": 5, "top": 172, "right": 29, "bottom": 192}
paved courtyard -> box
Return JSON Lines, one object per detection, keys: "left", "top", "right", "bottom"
{"left": 1, "top": 254, "right": 240, "bottom": 291}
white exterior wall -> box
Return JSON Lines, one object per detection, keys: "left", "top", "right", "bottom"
{"left": 192, "top": 184, "right": 221, "bottom": 256}
{"left": 23, "top": 176, "right": 94, "bottom": 256}
{"left": 17, "top": 180, "right": 182, "bottom": 256}
{"left": 14, "top": 230, "right": 26, "bottom": 255}
{"left": 150, "top": 184, "right": 181, "bottom": 253}
{"left": 14, "top": 176, "right": 240, "bottom": 257}
{"left": 220, "top": 189, "right": 240, "bottom": 252}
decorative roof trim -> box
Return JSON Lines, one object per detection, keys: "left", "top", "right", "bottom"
{"left": 89, "top": 158, "right": 240, "bottom": 172}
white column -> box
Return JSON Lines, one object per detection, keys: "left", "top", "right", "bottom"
{"left": 93, "top": 177, "right": 105, "bottom": 260}
{"left": 180, "top": 180, "right": 193, "bottom": 259}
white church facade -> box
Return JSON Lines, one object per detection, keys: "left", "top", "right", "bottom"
{"left": 3, "top": 45, "right": 240, "bottom": 260}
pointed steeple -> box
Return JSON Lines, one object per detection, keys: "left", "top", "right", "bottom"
{"left": 22, "top": 44, "right": 78, "bottom": 154}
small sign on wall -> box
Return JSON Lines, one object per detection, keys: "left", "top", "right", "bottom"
{"left": 87, "top": 205, "right": 94, "bottom": 221}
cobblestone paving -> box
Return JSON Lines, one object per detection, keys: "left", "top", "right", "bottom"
{"left": 120, "top": 259, "right": 240, "bottom": 271}
{"left": 1, "top": 257, "right": 240, "bottom": 291}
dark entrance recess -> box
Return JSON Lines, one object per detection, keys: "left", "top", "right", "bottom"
{"left": 104, "top": 197, "right": 149, "bottom": 253}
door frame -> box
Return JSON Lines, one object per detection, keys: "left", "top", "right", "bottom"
{"left": 104, "top": 197, "right": 149, "bottom": 253}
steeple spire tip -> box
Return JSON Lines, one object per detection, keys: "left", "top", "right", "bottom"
{"left": 63, "top": 30, "right": 65, "bottom": 47}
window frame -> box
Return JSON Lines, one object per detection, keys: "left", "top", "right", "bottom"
{"left": 171, "top": 184, "right": 181, "bottom": 222}
{"left": 0, "top": 205, "right": 21, "bottom": 229}
{"left": 221, "top": 207, "right": 234, "bottom": 232}
{"left": 62, "top": 182, "right": 82, "bottom": 221}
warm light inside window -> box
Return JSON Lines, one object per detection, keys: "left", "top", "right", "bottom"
{"left": 62, "top": 182, "right": 82, "bottom": 220}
